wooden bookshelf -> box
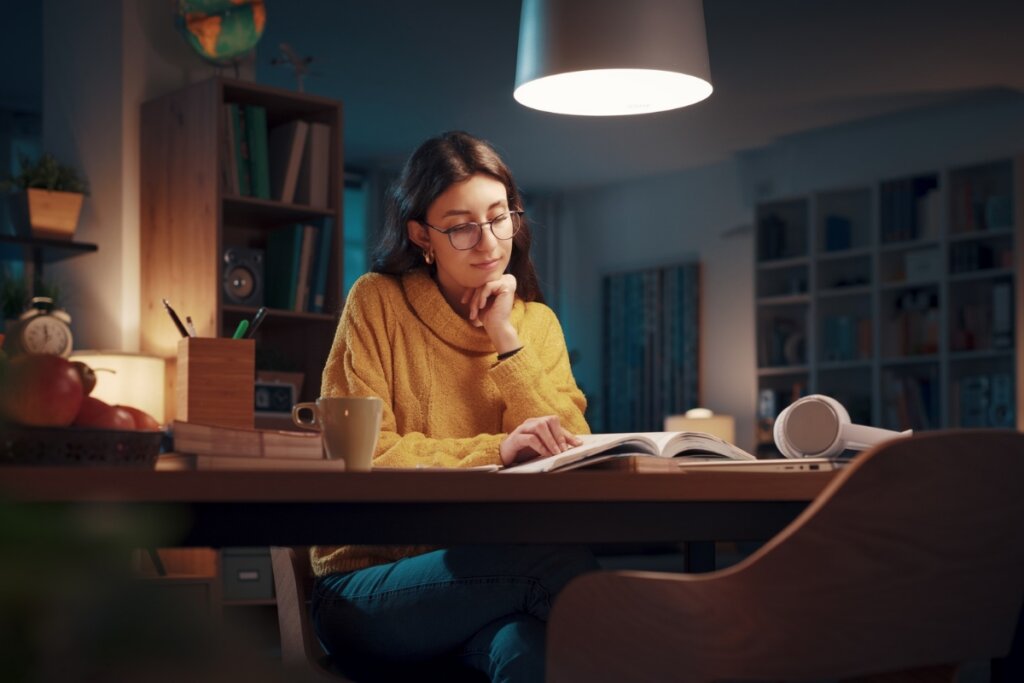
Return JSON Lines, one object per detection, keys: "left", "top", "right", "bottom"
{"left": 140, "top": 77, "right": 344, "bottom": 421}
{"left": 755, "top": 156, "right": 1022, "bottom": 455}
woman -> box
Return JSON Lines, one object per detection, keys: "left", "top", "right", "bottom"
{"left": 311, "top": 131, "right": 598, "bottom": 682}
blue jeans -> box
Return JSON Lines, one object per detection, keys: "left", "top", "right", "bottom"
{"left": 311, "top": 545, "right": 599, "bottom": 682}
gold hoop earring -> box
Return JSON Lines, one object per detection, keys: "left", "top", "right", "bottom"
{"left": 423, "top": 247, "right": 434, "bottom": 265}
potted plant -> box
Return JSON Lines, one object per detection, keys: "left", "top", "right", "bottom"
{"left": 3, "top": 154, "right": 89, "bottom": 240}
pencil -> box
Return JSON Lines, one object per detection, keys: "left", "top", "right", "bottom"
{"left": 162, "top": 299, "right": 189, "bottom": 338}
{"left": 185, "top": 316, "right": 197, "bottom": 338}
{"left": 244, "top": 306, "right": 268, "bottom": 339}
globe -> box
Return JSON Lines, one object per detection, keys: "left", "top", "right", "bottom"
{"left": 177, "top": 0, "right": 267, "bottom": 65}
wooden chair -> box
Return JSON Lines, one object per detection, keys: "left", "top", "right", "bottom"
{"left": 270, "top": 546, "right": 489, "bottom": 682}
{"left": 547, "top": 430, "right": 1024, "bottom": 682}
{"left": 270, "top": 546, "right": 352, "bottom": 682}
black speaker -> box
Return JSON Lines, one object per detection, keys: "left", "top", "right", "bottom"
{"left": 223, "top": 247, "right": 264, "bottom": 306}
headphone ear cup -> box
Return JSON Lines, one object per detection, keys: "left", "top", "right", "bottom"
{"left": 773, "top": 400, "right": 802, "bottom": 459}
{"left": 774, "top": 395, "right": 845, "bottom": 458}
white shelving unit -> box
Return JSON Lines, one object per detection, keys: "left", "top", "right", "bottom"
{"left": 755, "top": 156, "right": 1022, "bottom": 455}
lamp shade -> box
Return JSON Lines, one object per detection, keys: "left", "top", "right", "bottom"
{"left": 514, "top": 0, "right": 713, "bottom": 116}
{"left": 70, "top": 351, "right": 167, "bottom": 424}
{"left": 665, "top": 409, "right": 735, "bottom": 444}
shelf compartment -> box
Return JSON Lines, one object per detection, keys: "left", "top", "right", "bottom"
{"left": 817, "top": 253, "right": 872, "bottom": 291}
{"left": 879, "top": 173, "right": 940, "bottom": 245}
{"left": 949, "top": 267, "right": 1015, "bottom": 283}
{"left": 757, "top": 198, "right": 809, "bottom": 262}
{"left": 947, "top": 159, "right": 1014, "bottom": 236}
{"left": 949, "top": 231, "right": 1014, "bottom": 276}
{"left": 818, "top": 293, "right": 872, "bottom": 363}
{"left": 881, "top": 363, "right": 940, "bottom": 431}
{"left": 947, "top": 276, "right": 1014, "bottom": 353}
{"left": 816, "top": 187, "right": 872, "bottom": 254}
{"left": 948, "top": 354, "right": 1015, "bottom": 429}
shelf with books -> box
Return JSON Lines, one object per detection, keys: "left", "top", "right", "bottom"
{"left": 816, "top": 187, "right": 872, "bottom": 253}
{"left": 141, "top": 77, "right": 344, "bottom": 414}
{"left": 754, "top": 154, "right": 1021, "bottom": 435}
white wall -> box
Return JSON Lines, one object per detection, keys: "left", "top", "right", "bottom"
{"left": 559, "top": 90, "right": 1024, "bottom": 452}
{"left": 41, "top": 0, "right": 245, "bottom": 352}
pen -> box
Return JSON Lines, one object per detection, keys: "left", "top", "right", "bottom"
{"left": 162, "top": 299, "right": 189, "bottom": 338}
{"left": 244, "top": 306, "right": 267, "bottom": 339}
{"left": 231, "top": 319, "right": 250, "bottom": 339}
{"left": 185, "top": 316, "right": 197, "bottom": 338}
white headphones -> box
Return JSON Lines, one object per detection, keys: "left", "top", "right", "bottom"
{"left": 774, "top": 394, "right": 912, "bottom": 459}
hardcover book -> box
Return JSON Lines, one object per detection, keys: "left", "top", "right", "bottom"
{"left": 503, "top": 431, "right": 755, "bottom": 473}
{"left": 171, "top": 420, "right": 324, "bottom": 460}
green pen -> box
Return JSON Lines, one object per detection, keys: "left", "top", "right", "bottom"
{"left": 231, "top": 319, "right": 250, "bottom": 339}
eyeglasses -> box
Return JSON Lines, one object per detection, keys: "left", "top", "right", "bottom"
{"left": 419, "top": 211, "right": 524, "bottom": 250}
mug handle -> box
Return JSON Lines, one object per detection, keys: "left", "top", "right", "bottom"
{"left": 292, "top": 402, "right": 319, "bottom": 431}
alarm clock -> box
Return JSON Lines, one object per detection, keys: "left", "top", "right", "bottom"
{"left": 7, "top": 297, "right": 74, "bottom": 357}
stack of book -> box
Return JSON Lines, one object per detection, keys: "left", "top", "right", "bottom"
{"left": 159, "top": 421, "right": 342, "bottom": 471}
{"left": 222, "top": 103, "right": 332, "bottom": 208}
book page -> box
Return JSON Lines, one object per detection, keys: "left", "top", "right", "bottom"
{"left": 504, "top": 433, "right": 659, "bottom": 473}
{"left": 664, "top": 431, "right": 755, "bottom": 460}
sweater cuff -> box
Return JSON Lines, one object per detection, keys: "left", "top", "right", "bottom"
{"left": 496, "top": 346, "right": 523, "bottom": 362}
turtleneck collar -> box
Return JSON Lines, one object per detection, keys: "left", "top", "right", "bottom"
{"left": 402, "top": 268, "right": 524, "bottom": 353}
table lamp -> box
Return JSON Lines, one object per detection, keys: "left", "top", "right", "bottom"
{"left": 665, "top": 408, "right": 736, "bottom": 444}
{"left": 70, "top": 351, "right": 167, "bottom": 424}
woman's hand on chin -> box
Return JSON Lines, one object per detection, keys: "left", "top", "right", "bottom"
{"left": 462, "top": 274, "right": 520, "bottom": 352}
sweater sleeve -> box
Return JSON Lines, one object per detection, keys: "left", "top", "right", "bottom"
{"left": 321, "top": 275, "right": 504, "bottom": 469}
{"left": 489, "top": 304, "right": 590, "bottom": 436}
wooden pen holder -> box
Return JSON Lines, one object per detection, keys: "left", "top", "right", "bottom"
{"left": 176, "top": 337, "right": 255, "bottom": 429}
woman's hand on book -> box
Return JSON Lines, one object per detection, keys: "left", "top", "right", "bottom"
{"left": 500, "top": 415, "right": 583, "bottom": 467}
{"left": 462, "top": 274, "right": 521, "bottom": 353}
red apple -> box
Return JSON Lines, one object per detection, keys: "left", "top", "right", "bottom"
{"left": 117, "top": 405, "right": 161, "bottom": 431}
{"left": 70, "top": 361, "right": 97, "bottom": 395}
{"left": 0, "top": 353, "right": 84, "bottom": 427}
{"left": 73, "top": 396, "right": 136, "bottom": 431}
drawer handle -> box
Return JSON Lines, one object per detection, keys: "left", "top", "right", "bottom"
{"left": 237, "top": 570, "right": 260, "bottom": 582}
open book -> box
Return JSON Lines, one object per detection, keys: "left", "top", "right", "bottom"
{"left": 503, "top": 431, "right": 755, "bottom": 473}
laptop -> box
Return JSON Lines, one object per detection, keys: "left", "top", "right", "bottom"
{"left": 673, "top": 456, "right": 849, "bottom": 472}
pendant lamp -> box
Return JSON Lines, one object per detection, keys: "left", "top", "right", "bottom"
{"left": 514, "top": 0, "right": 713, "bottom": 116}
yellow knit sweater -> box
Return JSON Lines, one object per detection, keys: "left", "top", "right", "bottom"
{"left": 310, "top": 269, "right": 589, "bottom": 576}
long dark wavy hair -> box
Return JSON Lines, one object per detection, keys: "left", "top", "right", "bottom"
{"left": 371, "top": 131, "right": 544, "bottom": 303}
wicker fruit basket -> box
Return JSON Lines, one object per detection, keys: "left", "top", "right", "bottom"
{"left": 0, "top": 423, "right": 164, "bottom": 468}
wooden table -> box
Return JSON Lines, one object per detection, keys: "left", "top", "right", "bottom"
{"left": 0, "top": 468, "right": 836, "bottom": 568}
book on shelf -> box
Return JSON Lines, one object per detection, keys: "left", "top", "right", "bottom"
{"left": 308, "top": 217, "right": 334, "bottom": 313}
{"left": 294, "top": 224, "right": 318, "bottom": 311}
{"left": 268, "top": 119, "right": 309, "bottom": 204}
{"left": 227, "top": 103, "right": 251, "bottom": 196}
{"left": 244, "top": 105, "right": 271, "bottom": 200}
{"left": 171, "top": 420, "right": 325, "bottom": 460}
{"left": 265, "top": 224, "right": 304, "bottom": 310}
{"left": 295, "top": 122, "right": 331, "bottom": 209}
{"left": 222, "top": 104, "right": 239, "bottom": 194}
{"left": 158, "top": 453, "right": 341, "bottom": 472}
{"left": 502, "top": 432, "right": 755, "bottom": 473}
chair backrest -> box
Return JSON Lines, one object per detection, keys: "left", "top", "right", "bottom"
{"left": 270, "top": 546, "right": 335, "bottom": 676}
{"left": 548, "top": 430, "right": 1024, "bottom": 682}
